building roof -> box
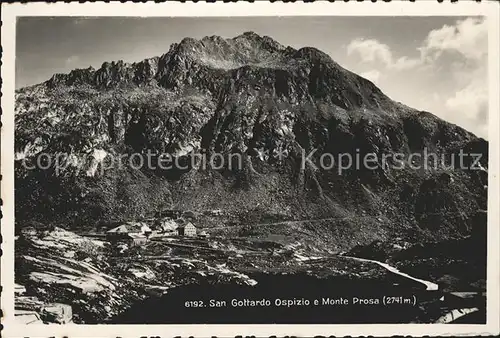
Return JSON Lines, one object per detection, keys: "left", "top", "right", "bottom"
{"left": 107, "top": 222, "right": 145, "bottom": 234}
{"left": 107, "top": 225, "right": 129, "bottom": 234}
{"left": 177, "top": 222, "right": 196, "bottom": 230}
{"left": 160, "top": 220, "right": 178, "bottom": 232}
{"left": 107, "top": 224, "right": 135, "bottom": 234}
{"left": 128, "top": 233, "right": 147, "bottom": 239}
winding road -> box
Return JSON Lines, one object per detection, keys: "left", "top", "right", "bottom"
{"left": 344, "top": 256, "right": 439, "bottom": 291}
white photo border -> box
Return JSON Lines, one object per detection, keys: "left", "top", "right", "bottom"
{"left": 1, "top": 2, "right": 499, "bottom": 337}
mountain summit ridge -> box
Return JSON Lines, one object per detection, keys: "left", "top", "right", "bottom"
{"left": 38, "top": 31, "right": 391, "bottom": 112}
{"left": 44, "top": 31, "right": 289, "bottom": 88}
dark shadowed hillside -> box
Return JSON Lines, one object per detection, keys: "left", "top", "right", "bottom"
{"left": 15, "top": 32, "right": 488, "bottom": 251}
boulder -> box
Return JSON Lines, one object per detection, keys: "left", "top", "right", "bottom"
{"left": 41, "top": 303, "right": 73, "bottom": 324}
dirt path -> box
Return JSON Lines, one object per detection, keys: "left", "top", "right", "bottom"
{"left": 206, "top": 216, "right": 350, "bottom": 231}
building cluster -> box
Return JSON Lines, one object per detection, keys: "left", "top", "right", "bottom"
{"left": 105, "top": 212, "right": 209, "bottom": 247}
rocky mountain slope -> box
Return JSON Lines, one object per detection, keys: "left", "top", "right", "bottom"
{"left": 15, "top": 32, "right": 488, "bottom": 249}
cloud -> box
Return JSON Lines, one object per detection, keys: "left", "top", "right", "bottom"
{"left": 347, "top": 39, "right": 393, "bottom": 66}
{"left": 346, "top": 17, "right": 488, "bottom": 138}
{"left": 420, "top": 17, "right": 487, "bottom": 63}
{"left": 347, "top": 17, "right": 487, "bottom": 71}
{"left": 347, "top": 38, "right": 421, "bottom": 71}
{"left": 65, "top": 55, "right": 80, "bottom": 68}
{"left": 444, "top": 66, "right": 488, "bottom": 138}
{"left": 360, "top": 70, "right": 381, "bottom": 84}
{"left": 445, "top": 81, "right": 487, "bottom": 121}
{"left": 427, "top": 17, "right": 488, "bottom": 137}
{"left": 392, "top": 56, "right": 422, "bottom": 71}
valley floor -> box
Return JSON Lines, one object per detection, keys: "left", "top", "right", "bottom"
{"left": 14, "top": 227, "right": 486, "bottom": 324}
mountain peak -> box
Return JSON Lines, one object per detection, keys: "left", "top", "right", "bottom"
{"left": 234, "top": 31, "right": 266, "bottom": 42}
{"left": 233, "top": 31, "right": 286, "bottom": 51}
{"left": 15, "top": 32, "right": 486, "bottom": 253}
{"left": 241, "top": 31, "right": 261, "bottom": 38}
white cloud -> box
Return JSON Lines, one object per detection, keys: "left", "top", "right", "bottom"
{"left": 346, "top": 17, "right": 488, "bottom": 138}
{"left": 445, "top": 81, "right": 487, "bottom": 122}
{"left": 444, "top": 65, "right": 488, "bottom": 138}
{"left": 392, "top": 56, "right": 422, "bottom": 71}
{"left": 347, "top": 38, "right": 393, "bottom": 66}
{"left": 65, "top": 55, "right": 80, "bottom": 67}
{"left": 347, "top": 38, "right": 421, "bottom": 71}
{"left": 360, "top": 70, "right": 381, "bottom": 84}
{"left": 347, "top": 17, "right": 486, "bottom": 71}
{"left": 420, "top": 17, "right": 487, "bottom": 63}
{"left": 427, "top": 18, "right": 488, "bottom": 137}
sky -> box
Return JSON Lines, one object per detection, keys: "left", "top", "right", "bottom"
{"left": 16, "top": 16, "right": 488, "bottom": 138}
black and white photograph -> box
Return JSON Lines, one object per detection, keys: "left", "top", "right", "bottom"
{"left": 1, "top": 2, "right": 499, "bottom": 337}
